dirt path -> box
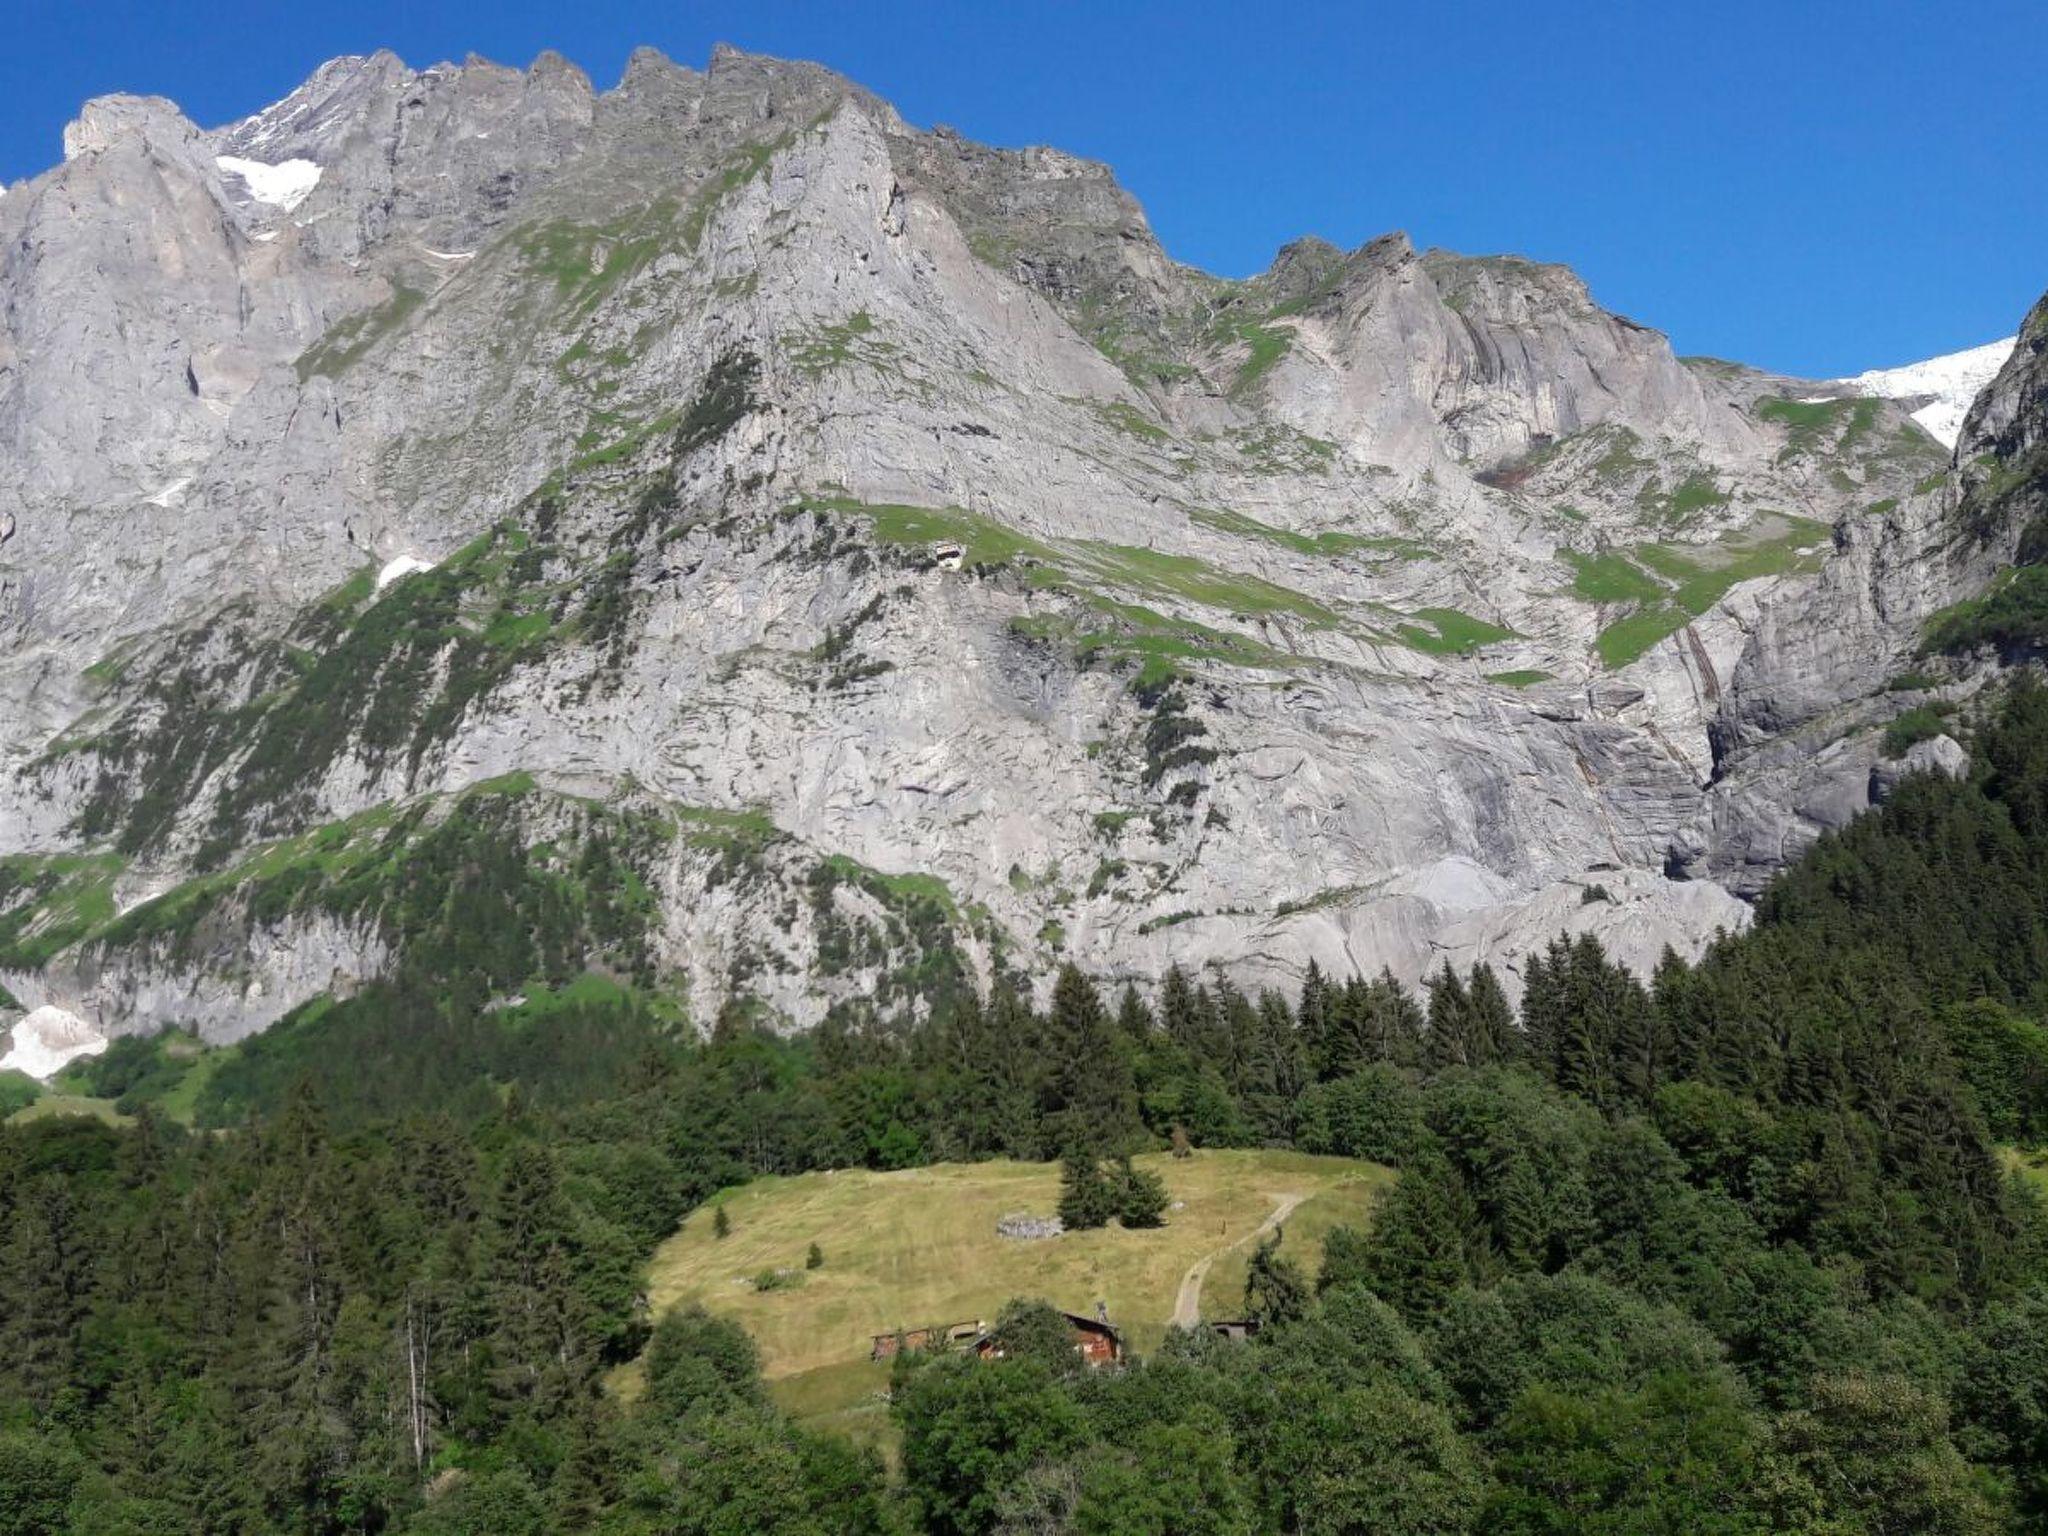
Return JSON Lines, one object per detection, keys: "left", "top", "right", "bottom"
{"left": 1170, "top": 1192, "right": 1308, "bottom": 1328}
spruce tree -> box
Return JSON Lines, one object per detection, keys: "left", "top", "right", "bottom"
{"left": 1041, "top": 964, "right": 1137, "bottom": 1152}
{"left": 1365, "top": 1152, "right": 1486, "bottom": 1320}
{"left": 1298, "top": 958, "right": 1338, "bottom": 1081}
{"left": 1160, "top": 965, "right": 1202, "bottom": 1051}
{"left": 1112, "top": 1156, "right": 1170, "bottom": 1228}
{"left": 1057, "top": 1153, "right": 1116, "bottom": 1230}
{"left": 1426, "top": 964, "right": 1473, "bottom": 1071}
{"left": 1243, "top": 1229, "right": 1309, "bottom": 1327}
{"left": 1467, "top": 963, "right": 1516, "bottom": 1065}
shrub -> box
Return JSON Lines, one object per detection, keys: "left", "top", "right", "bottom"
{"left": 1882, "top": 703, "right": 1955, "bottom": 758}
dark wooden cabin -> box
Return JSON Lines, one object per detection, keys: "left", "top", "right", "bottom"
{"left": 971, "top": 1311, "right": 1122, "bottom": 1368}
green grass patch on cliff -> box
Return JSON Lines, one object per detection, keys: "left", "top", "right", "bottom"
{"left": 1395, "top": 608, "right": 1515, "bottom": 655}
{"left": 682, "top": 134, "right": 792, "bottom": 249}
{"left": 787, "top": 311, "right": 899, "bottom": 378}
{"left": 1072, "top": 542, "right": 1339, "bottom": 623}
{"left": 1190, "top": 507, "right": 1429, "bottom": 560}
{"left": 296, "top": 286, "right": 426, "bottom": 380}
{"left": 1226, "top": 319, "right": 1292, "bottom": 395}
{"left": 1564, "top": 551, "right": 1665, "bottom": 605}
{"left": 1756, "top": 394, "right": 1885, "bottom": 459}
{"left": 516, "top": 199, "right": 680, "bottom": 320}
{"left": 1921, "top": 565, "right": 2048, "bottom": 656}
{"left": 1570, "top": 516, "right": 1832, "bottom": 668}
{"left": 807, "top": 497, "right": 1062, "bottom": 570}
{"left": 0, "top": 852, "right": 128, "bottom": 969}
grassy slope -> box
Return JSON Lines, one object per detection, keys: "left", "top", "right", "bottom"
{"left": 643, "top": 1150, "right": 1387, "bottom": 1377}
{"left": 635, "top": 1149, "right": 1388, "bottom": 1455}
{"left": 7, "top": 1093, "right": 131, "bottom": 1127}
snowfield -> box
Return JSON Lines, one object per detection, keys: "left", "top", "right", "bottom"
{"left": 376, "top": 553, "right": 437, "bottom": 590}
{"left": 1836, "top": 336, "right": 2016, "bottom": 448}
{"left": 215, "top": 154, "right": 323, "bottom": 212}
{"left": 1, "top": 1005, "right": 108, "bottom": 1080}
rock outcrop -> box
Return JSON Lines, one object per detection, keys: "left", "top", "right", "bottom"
{"left": 0, "top": 45, "right": 2036, "bottom": 1038}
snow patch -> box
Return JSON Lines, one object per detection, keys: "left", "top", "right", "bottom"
{"left": 1, "top": 1006, "right": 108, "bottom": 1081}
{"left": 215, "top": 154, "right": 323, "bottom": 212}
{"left": 1834, "top": 336, "right": 2016, "bottom": 449}
{"left": 376, "top": 553, "right": 436, "bottom": 590}
{"left": 423, "top": 248, "right": 475, "bottom": 260}
{"left": 144, "top": 477, "right": 191, "bottom": 508}
{"left": 252, "top": 230, "right": 279, "bottom": 243}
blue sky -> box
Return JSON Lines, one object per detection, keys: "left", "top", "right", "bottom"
{"left": 3, "top": 0, "right": 2040, "bottom": 377}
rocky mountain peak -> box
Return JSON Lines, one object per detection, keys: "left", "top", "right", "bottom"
{"left": 0, "top": 42, "right": 2038, "bottom": 1047}
{"left": 61, "top": 93, "right": 201, "bottom": 161}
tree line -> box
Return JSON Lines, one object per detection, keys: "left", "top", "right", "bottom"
{"left": 3, "top": 678, "right": 2048, "bottom": 1531}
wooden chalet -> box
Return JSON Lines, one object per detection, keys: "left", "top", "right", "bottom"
{"left": 971, "top": 1311, "right": 1122, "bottom": 1368}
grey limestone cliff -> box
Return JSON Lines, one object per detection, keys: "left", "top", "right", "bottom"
{"left": 0, "top": 45, "right": 2036, "bottom": 1045}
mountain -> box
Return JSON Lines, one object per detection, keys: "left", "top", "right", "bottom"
{"left": 0, "top": 44, "right": 2041, "bottom": 1058}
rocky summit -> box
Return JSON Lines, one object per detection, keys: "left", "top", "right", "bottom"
{"left": 0, "top": 44, "right": 2042, "bottom": 1050}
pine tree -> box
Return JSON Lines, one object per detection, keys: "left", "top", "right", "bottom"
{"left": 1112, "top": 1156, "right": 1170, "bottom": 1228}
{"left": 1365, "top": 1152, "right": 1486, "bottom": 1320}
{"left": 0, "top": 1177, "right": 92, "bottom": 1410}
{"left": 1467, "top": 963, "right": 1516, "bottom": 1065}
{"left": 1426, "top": 964, "right": 1473, "bottom": 1071}
{"left": 1160, "top": 965, "right": 1203, "bottom": 1051}
{"left": 1298, "top": 958, "right": 1336, "bottom": 1080}
{"left": 1243, "top": 1228, "right": 1309, "bottom": 1327}
{"left": 1519, "top": 942, "right": 1561, "bottom": 1080}
{"left": 1057, "top": 1153, "right": 1117, "bottom": 1230}
{"left": 1114, "top": 983, "right": 1155, "bottom": 1044}
{"left": 1040, "top": 964, "right": 1138, "bottom": 1152}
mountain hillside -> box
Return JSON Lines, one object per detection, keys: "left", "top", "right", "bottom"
{"left": 0, "top": 44, "right": 2040, "bottom": 1052}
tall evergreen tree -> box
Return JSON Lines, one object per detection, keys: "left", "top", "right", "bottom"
{"left": 1040, "top": 965, "right": 1138, "bottom": 1153}
{"left": 1426, "top": 964, "right": 1474, "bottom": 1071}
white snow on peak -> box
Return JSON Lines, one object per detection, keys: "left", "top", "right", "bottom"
{"left": 1834, "top": 336, "right": 2016, "bottom": 449}
{"left": 376, "top": 553, "right": 436, "bottom": 590}
{"left": 1, "top": 1005, "right": 108, "bottom": 1081}
{"left": 215, "top": 154, "right": 322, "bottom": 212}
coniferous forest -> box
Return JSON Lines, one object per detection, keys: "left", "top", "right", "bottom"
{"left": 6, "top": 682, "right": 2048, "bottom": 1534}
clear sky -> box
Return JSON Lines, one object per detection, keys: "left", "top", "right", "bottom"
{"left": 3, "top": 0, "right": 2040, "bottom": 377}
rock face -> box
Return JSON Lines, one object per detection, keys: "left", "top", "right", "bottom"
{"left": 0, "top": 46, "right": 2037, "bottom": 1038}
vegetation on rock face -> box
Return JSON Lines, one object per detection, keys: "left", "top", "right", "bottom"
{"left": 0, "top": 852, "right": 126, "bottom": 969}
{"left": 1924, "top": 565, "right": 2048, "bottom": 657}
{"left": 294, "top": 284, "right": 426, "bottom": 380}
{"left": 1564, "top": 516, "right": 1833, "bottom": 668}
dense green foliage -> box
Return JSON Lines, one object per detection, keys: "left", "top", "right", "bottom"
{"left": 7, "top": 681, "right": 2048, "bottom": 1530}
